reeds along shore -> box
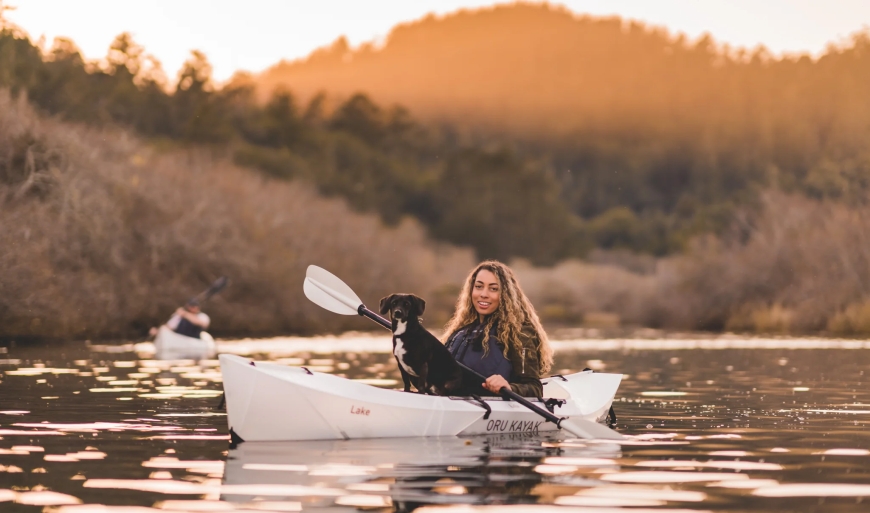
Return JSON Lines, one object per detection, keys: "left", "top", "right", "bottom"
{"left": 3, "top": 90, "right": 870, "bottom": 340}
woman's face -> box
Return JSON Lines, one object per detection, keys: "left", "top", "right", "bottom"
{"left": 472, "top": 269, "right": 501, "bottom": 319}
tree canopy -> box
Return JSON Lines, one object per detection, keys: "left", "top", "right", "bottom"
{"left": 4, "top": 4, "right": 870, "bottom": 264}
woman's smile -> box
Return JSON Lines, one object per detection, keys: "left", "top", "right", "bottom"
{"left": 472, "top": 269, "right": 501, "bottom": 318}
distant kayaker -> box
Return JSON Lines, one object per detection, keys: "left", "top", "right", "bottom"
{"left": 149, "top": 298, "right": 211, "bottom": 339}
{"left": 442, "top": 260, "right": 553, "bottom": 397}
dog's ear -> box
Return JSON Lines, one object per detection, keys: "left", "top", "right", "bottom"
{"left": 379, "top": 294, "right": 396, "bottom": 315}
{"left": 410, "top": 294, "right": 426, "bottom": 316}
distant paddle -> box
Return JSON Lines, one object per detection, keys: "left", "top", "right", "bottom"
{"left": 303, "top": 264, "right": 623, "bottom": 441}
{"left": 194, "top": 276, "right": 230, "bottom": 304}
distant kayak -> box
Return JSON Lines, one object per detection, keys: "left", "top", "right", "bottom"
{"left": 219, "top": 354, "right": 621, "bottom": 442}
{"left": 154, "top": 326, "right": 215, "bottom": 360}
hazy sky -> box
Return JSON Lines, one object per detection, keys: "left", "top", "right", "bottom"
{"left": 6, "top": 1, "right": 870, "bottom": 83}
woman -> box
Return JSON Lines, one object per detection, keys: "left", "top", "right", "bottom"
{"left": 442, "top": 260, "right": 553, "bottom": 397}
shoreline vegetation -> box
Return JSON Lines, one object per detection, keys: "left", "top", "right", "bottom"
{"left": 4, "top": 4, "right": 870, "bottom": 340}
{"left": 4, "top": 92, "right": 870, "bottom": 341}
{"left": 0, "top": 91, "right": 473, "bottom": 340}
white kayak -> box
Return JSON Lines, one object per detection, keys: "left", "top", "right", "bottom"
{"left": 219, "top": 354, "right": 622, "bottom": 442}
{"left": 154, "top": 326, "right": 216, "bottom": 360}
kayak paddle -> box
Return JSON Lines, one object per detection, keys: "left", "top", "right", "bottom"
{"left": 303, "top": 264, "right": 623, "bottom": 440}
{"left": 195, "top": 276, "right": 230, "bottom": 303}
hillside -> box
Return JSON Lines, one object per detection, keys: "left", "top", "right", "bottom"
{"left": 256, "top": 3, "right": 831, "bottom": 137}
{"left": 7, "top": 5, "right": 870, "bottom": 338}
{"left": 4, "top": 94, "right": 870, "bottom": 338}
{"left": 0, "top": 91, "right": 474, "bottom": 340}
{"left": 254, "top": 3, "right": 870, "bottom": 255}
{"left": 7, "top": 5, "right": 870, "bottom": 264}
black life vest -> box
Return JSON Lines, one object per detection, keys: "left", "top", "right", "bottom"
{"left": 174, "top": 318, "right": 203, "bottom": 339}
{"left": 446, "top": 321, "right": 513, "bottom": 394}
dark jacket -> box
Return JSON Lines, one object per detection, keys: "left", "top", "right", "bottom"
{"left": 446, "top": 321, "right": 543, "bottom": 398}
{"left": 175, "top": 318, "right": 203, "bottom": 339}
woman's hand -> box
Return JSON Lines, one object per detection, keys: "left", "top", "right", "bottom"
{"left": 483, "top": 375, "right": 511, "bottom": 394}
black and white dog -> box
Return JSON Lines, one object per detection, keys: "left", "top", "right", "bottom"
{"left": 379, "top": 293, "right": 463, "bottom": 395}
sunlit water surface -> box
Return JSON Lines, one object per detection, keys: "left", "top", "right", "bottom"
{"left": 2, "top": 334, "right": 870, "bottom": 512}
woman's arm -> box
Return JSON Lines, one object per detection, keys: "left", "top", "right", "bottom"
{"left": 506, "top": 326, "right": 543, "bottom": 397}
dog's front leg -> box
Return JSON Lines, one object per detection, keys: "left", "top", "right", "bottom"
{"left": 398, "top": 365, "right": 413, "bottom": 393}
{"left": 418, "top": 362, "right": 430, "bottom": 394}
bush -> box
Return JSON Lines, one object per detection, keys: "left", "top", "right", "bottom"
{"left": 827, "top": 302, "right": 870, "bottom": 336}
{"left": 233, "top": 144, "right": 308, "bottom": 180}
{"left": 0, "top": 90, "right": 475, "bottom": 340}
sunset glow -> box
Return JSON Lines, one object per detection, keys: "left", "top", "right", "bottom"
{"left": 7, "top": 0, "right": 870, "bottom": 82}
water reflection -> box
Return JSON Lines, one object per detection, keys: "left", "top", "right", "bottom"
{"left": 1, "top": 336, "right": 870, "bottom": 512}
{"left": 222, "top": 435, "right": 620, "bottom": 511}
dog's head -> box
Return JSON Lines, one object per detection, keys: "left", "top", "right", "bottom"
{"left": 379, "top": 293, "right": 426, "bottom": 322}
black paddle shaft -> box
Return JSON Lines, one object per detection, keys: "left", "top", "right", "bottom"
{"left": 357, "top": 305, "right": 565, "bottom": 426}
{"left": 195, "top": 277, "right": 229, "bottom": 303}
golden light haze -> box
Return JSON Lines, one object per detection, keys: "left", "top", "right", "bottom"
{"left": 6, "top": 0, "right": 870, "bottom": 82}
{"left": 7, "top": 1, "right": 870, "bottom": 337}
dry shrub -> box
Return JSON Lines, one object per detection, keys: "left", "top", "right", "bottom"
{"left": 655, "top": 192, "right": 870, "bottom": 333}
{"left": 515, "top": 192, "right": 870, "bottom": 335}
{"left": 511, "top": 259, "right": 657, "bottom": 327}
{"left": 0, "top": 90, "right": 474, "bottom": 340}
{"left": 725, "top": 303, "right": 795, "bottom": 333}
{"left": 0, "top": 94, "right": 60, "bottom": 200}
{"left": 827, "top": 302, "right": 870, "bottom": 335}
{"left": 580, "top": 311, "right": 621, "bottom": 329}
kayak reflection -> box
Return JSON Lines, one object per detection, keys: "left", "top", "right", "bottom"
{"left": 222, "top": 434, "right": 622, "bottom": 511}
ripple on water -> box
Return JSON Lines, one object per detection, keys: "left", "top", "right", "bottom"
{"left": 817, "top": 448, "right": 870, "bottom": 455}
{"left": 635, "top": 460, "right": 783, "bottom": 471}
{"left": 708, "top": 479, "right": 780, "bottom": 489}
{"left": 155, "top": 500, "right": 302, "bottom": 511}
{"left": 555, "top": 486, "right": 709, "bottom": 507}
{"left": 413, "top": 506, "right": 714, "bottom": 513}
{"left": 753, "top": 483, "right": 870, "bottom": 497}
{"left": 0, "top": 428, "right": 65, "bottom": 436}
{"left": 14, "top": 490, "right": 83, "bottom": 506}
{"left": 49, "top": 505, "right": 162, "bottom": 513}
{"left": 142, "top": 456, "right": 225, "bottom": 475}
{"left": 600, "top": 471, "right": 751, "bottom": 483}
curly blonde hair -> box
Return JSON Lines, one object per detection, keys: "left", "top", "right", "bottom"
{"left": 441, "top": 260, "right": 553, "bottom": 374}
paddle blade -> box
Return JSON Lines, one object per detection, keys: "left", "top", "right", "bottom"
{"left": 304, "top": 265, "right": 364, "bottom": 316}
{"left": 560, "top": 418, "right": 624, "bottom": 440}
{"left": 202, "top": 276, "right": 229, "bottom": 300}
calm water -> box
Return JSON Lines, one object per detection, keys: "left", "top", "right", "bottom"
{"left": 2, "top": 334, "right": 870, "bottom": 512}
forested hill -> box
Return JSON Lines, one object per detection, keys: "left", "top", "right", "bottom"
{"left": 256, "top": 2, "right": 870, "bottom": 251}
{"left": 256, "top": 2, "right": 869, "bottom": 139}
{"left": 259, "top": 2, "right": 714, "bottom": 135}
{"left": 4, "top": 4, "right": 870, "bottom": 266}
